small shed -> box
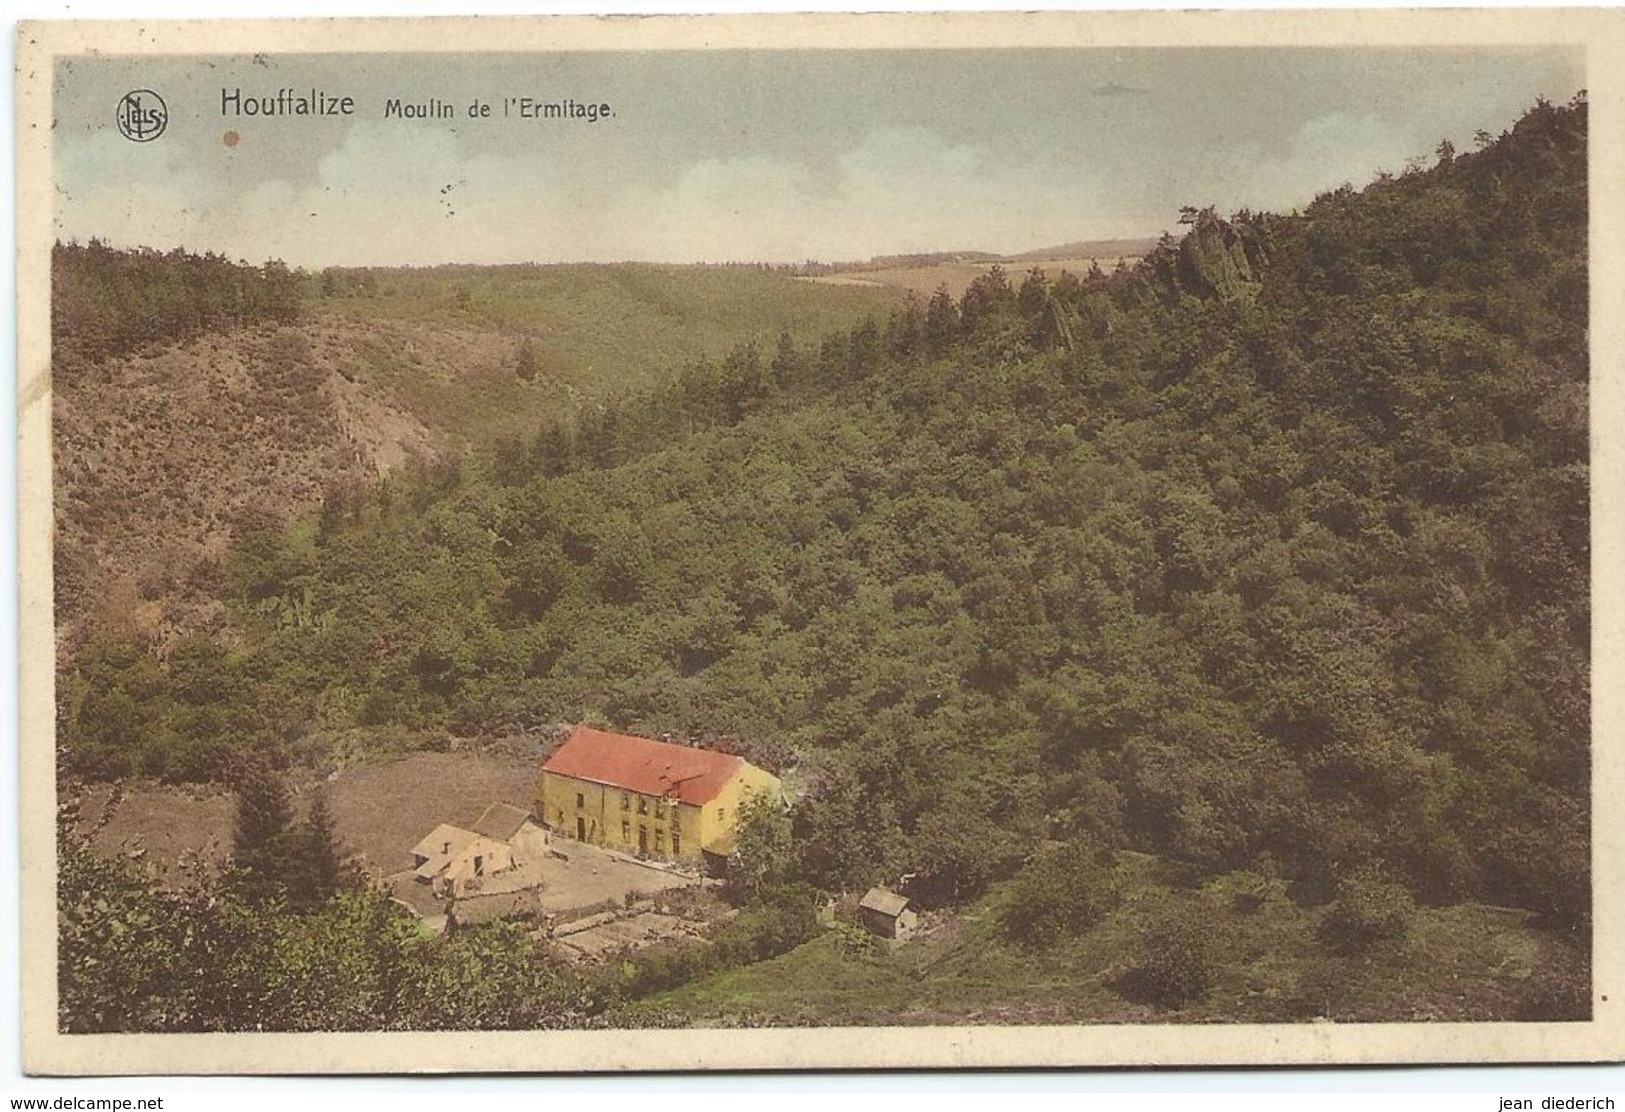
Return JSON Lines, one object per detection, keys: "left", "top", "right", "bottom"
{"left": 858, "top": 886, "right": 918, "bottom": 939}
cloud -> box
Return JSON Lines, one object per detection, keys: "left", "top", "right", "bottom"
{"left": 50, "top": 47, "right": 1579, "bottom": 266}
{"left": 214, "top": 122, "right": 481, "bottom": 264}
{"left": 56, "top": 119, "right": 1119, "bottom": 265}
{"left": 613, "top": 153, "right": 822, "bottom": 262}
{"left": 55, "top": 130, "right": 220, "bottom": 250}
{"left": 1093, "top": 83, "right": 1151, "bottom": 97}
{"left": 598, "top": 126, "right": 1109, "bottom": 262}
{"left": 1214, "top": 112, "right": 1429, "bottom": 214}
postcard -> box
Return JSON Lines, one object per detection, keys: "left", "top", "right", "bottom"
{"left": 15, "top": 8, "right": 1625, "bottom": 1074}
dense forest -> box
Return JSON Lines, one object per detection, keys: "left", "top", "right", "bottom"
{"left": 56, "top": 94, "right": 1590, "bottom": 1028}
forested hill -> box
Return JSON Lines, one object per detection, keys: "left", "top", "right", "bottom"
{"left": 62, "top": 96, "right": 1589, "bottom": 932}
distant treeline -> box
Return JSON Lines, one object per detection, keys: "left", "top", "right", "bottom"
{"left": 52, "top": 240, "right": 301, "bottom": 365}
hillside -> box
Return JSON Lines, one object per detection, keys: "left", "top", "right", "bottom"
{"left": 53, "top": 316, "right": 440, "bottom": 653}
{"left": 317, "top": 262, "right": 909, "bottom": 414}
{"left": 626, "top": 857, "right": 1580, "bottom": 1025}
{"left": 56, "top": 94, "right": 1590, "bottom": 1028}
{"left": 795, "top": 237, "right": 1163, "bottom": 300}
{"left": 51, "top": 257, "right": 902, "bottom": 657}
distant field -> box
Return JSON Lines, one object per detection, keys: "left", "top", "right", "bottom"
{"left": 321, "top": 263, "right": 906, "bottom": 403}
{"left": 1007, "top": 236, "right": 1161, "bottom": 262}
{"left": 800, "top": 254, "right": 1146, "bottom": 300}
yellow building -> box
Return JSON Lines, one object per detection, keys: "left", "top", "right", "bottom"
{"left": 536, "top": 724, "right": 781, "bottom": 864}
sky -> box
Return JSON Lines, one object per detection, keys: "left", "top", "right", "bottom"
{"left": 53, "top": 46, "right": 1583, "bottom": 267}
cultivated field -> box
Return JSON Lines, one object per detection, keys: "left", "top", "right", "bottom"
{"left": 78, "top": 782, "right": 236, "bottom": 883}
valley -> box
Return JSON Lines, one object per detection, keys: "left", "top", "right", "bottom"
{"left": 53, "top": 95, "right": 1592, "bottom": 1033}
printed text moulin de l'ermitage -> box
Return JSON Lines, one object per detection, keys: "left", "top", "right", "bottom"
{"left": 221, "top": 87, "right": 615, "bottom": 122}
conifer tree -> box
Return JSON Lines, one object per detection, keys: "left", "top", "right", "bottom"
{"left": 231, "top": 755, "right": 293, "bottom": 903}
{"left": 924, "top": 283, "right": 958, "bottom": 355}
{"left": 291, "top": 789, "right": 344, "bottom": 906}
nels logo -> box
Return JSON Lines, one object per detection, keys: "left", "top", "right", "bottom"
{"left": 116, "top": 89, "right": 168, "bottom": 142}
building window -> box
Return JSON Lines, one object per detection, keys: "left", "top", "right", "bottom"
{"left": 576, "top": 792, "right": 585, "bottom": 809}
{"left": 638, "top": 796, "right": 649, "bottom": 815}
{"left": 622, "top": 792, "right": 630, "bottom": 811}
{"left": 655, "top": 830, "right": 665, "bottom": 853}
{"left": 716, "top": 807, "right": 725, "bottom": 822}
{"left": 672, "top": 832, "right": 681, "bottom": 855}
{"left": 622, "top": 821, "right": 630, "bottom": 843}
{"left": 655, "top": 798, "right": 666, "bottom": 818}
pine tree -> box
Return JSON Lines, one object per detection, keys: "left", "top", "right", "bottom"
{"left": 231, "top": 755, "right": 293, "bottom": 903}
{"left": 291, "top": 789, "right": 344, "bottom": 906}
{"left": 772, "top": 328, "right": 800, "bottom": 384}
{"left": 924, "top": 284, "right": 958, "bottom": 355}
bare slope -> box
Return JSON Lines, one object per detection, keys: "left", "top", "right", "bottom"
{"left": 53, "top": 316, "right": 446, "bottom": 653}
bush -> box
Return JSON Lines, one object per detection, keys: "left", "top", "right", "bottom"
{"left": 730, "top": 882, "right": 823, "bottom": 959}
{"left": 1125, "top": 901, "right": 1215, "bottom": 1007}
{"left": 1320, "top": 866, "right": 1415, "bottom": 951}
{"left": 1000, "top": 840, "right": 1120, "bottom": 947}
{"left": 831, "top": 920, "right": 879, "bottom": 959}
{"left": 619, "top": 881, "right": 823, "bottom": 999}
{"left": 618, "top": 942, "right": 712, "bottom": 998}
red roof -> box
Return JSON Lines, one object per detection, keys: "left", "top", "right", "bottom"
{"left": 541, "top": 725, "right": 745, "bottom": 806}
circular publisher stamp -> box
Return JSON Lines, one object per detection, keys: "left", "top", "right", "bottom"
{"left": 116, "top": 89, "right": 168, "bottom": 142}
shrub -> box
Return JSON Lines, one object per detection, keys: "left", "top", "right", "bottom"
{"left": 618, "top": 882, "right": 822, "bottom": 1000}
{"left": 1320, "top": 866, "right": 1416, "bottom": 952}
{"left": 1126, "top": 901, "right": 1216, "bottom": 1007}
{"left": 831, "top": 919, "right": 879, "bottom": 958}
{"left": 733, "top": 882, "right": 823, "bottom": 959}
{"left": 1000, "top": 840, "right": 1120, "bottom": 947}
